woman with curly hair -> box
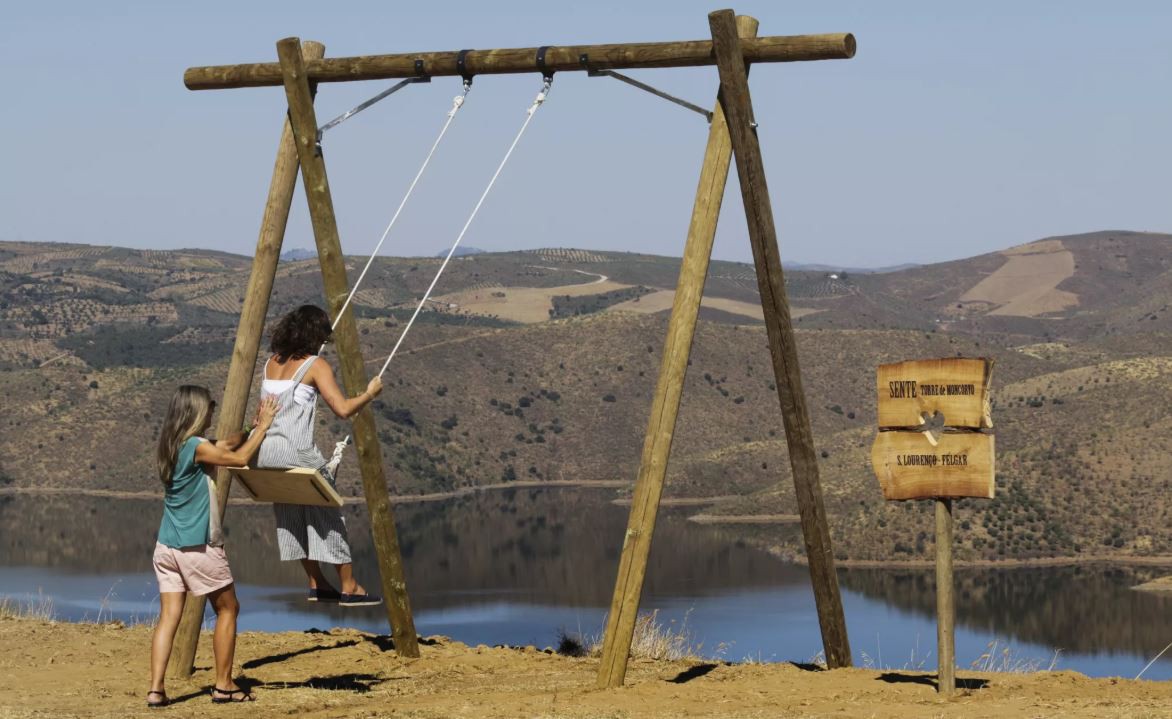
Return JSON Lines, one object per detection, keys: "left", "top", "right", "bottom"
{"left": 258, "top": 304, "right": 383, "bottom": 607}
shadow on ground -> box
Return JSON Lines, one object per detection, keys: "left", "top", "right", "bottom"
{"left": 877, "top": 672, "right": 989, "bottom": 690}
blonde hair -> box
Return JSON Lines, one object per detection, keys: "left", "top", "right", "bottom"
{"left": 156, "top": 385, "right": 213, "bottom": 486}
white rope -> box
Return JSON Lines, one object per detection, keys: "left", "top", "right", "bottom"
{"left": 378, "top": 79, "right": 553, "bottom": 377}
{"left": 318, "top": 84, "right": 472, "bottom": 354}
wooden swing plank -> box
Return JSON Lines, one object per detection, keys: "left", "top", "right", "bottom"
{"left": 230, "top": 466, "right": 344, "bottom": 508}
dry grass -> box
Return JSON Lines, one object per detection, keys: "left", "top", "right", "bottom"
{"left": 0, "top": 584, "right": 157, "bottom": 627}
{"left": 970, "top": 639, "right": 1062, "bottom": 673}
{"left": 959, "top": 244, "right": 1078, "bottom": 317}
{"left": 605, "top": 288, "right": 822, "bottom": 322}
{"left": 430, "top": 278, "right": 630, "bottom": 323}
{"left": 0, "top": 593, "right": 54, "bottom": 622}
{"left": 587, "top": 610, "right": 706, "bottom": 662}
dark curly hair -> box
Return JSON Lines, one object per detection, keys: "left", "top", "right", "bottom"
{"left": 270, "top": 305, "right": 332, "bottom": 361}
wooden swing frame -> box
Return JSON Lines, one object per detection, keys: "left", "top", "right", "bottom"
{"left": 168, "top": 9, "right": 857, "bottom": 688}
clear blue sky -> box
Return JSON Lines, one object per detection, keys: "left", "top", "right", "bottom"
{"left": 2, "top": 1, "right": 1169, "bottom": 267}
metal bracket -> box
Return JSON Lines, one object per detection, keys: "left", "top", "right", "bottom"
{"left": 583, "top": 61, "right": 712, "bottom": 123}
{"left": 456, "top": 49, "right": 474, "bottom": 89}
{"left": 316, "top": 76, "right": 430, "bottom": 140}
{"left": 536, "top": 45, "right": 554, "bottom": 83}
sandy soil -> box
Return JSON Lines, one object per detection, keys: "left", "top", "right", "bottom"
{"left": 686, "top": 513, "right": 800, "bottom": 525}
{"left": 1134, "top": 575, "right": 1172, "bottom": 592}
{"left": 959, "top": 242, "right": 1078, "bottom": 317}
{"left": 429, "top": 272, "right": 627, "bottom": 324}
{"left": 606, "top": 289, "right": 821, "bottom": 322}
{"left": 1, "top": 618, "right": 1169, "bottom": 718}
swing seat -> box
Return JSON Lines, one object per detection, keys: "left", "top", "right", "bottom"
{"left": 230, "top": 466, "right": 344, "bottom": 508}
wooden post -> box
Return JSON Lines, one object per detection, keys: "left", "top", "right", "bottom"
{"left": 936, "top": 498, "right": 956, "bottom": 694}
{"left": 595, "top": 15, "right": 760, "bottom": 690}
{"left": 708, "top": 8, "right": 852, "bottom": 669}
{"left": 276, "top": 37, "right": 420, "bottom": 658}
{"left": 167, "top": 40, "right": 325, "bottom": 679}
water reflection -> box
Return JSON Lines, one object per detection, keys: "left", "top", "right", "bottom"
{"left": 0, "top": 489, "right": 802, "bottom": 609}
{"left": 1, "top": 491, "right": 1170, "bottom": 678}
{"left": 840, "top": 565, "right": 1172, "bottom": 658}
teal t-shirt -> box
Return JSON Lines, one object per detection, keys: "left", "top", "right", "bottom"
{"left": 157, "top": 437, "right": 218, "bottom": 549}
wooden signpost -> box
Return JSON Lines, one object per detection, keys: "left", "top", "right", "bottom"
{"left": 871, "top": 357, "right": 995, "bottom": 694}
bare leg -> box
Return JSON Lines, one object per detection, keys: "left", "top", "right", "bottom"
{"left": 299, "top": 559, "right": 337, "bottom": 592}
{"left": 334, "top": 563, "right": 364, "bottom": 595}
{"left": 148, "top": 592, "right": 187, "bottom": 703}
{"left": 206, "top": 584, "right": 246, "bottom": 696}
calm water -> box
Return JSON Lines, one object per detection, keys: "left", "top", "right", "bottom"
{"left": 1, "top": 489, "right": 1170, "bottom": 680}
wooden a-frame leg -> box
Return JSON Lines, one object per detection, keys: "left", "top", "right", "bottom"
{"left": 276, "top": 37, "right": 420, "bottom": 658}
{"left": 595, "top": 14, "right": 761, "bottom": 690}
{"left": 708, "top": 8, "right": 852, "bottom": 669}
{"left": 167, "top": 40, "right": 326, "bottom": 679}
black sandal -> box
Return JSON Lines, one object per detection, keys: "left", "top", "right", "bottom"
{"left": 211, "top": 687, "right": 255, "bottom": 703}
{"left": 146, "top": 690, "right": 169, "bottom": 708}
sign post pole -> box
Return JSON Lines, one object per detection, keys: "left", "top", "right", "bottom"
{"left": 871, "top": 357, "right": 994, "bottom": 694}
{"left": 935, "top": 497, "right": 955, "bottom": 694}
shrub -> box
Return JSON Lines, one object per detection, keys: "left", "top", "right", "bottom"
{"left": 556, "top": 630, "right": 587, "bottom": 657}
{"left": 380, "top": 406, "right": 416, "bottom": 428}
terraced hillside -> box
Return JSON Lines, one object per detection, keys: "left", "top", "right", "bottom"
{"left": 1, "top": 234, "right": 1170, "bottom": 564}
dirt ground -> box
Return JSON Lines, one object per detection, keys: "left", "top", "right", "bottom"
{"left": 430, "top": 277, "right": 629, "bottom": 323}
{"left": 606, "top": 289, "right": 821, "bottom": 322}
{"left": 1135, "top": 574, "right": 1172, "bottom": 592}
{"left": 959, "top": 240, "right": 1078, "bottom": 317}
{"left": 1, "top": 619, "right": 1170, "bottom": 718}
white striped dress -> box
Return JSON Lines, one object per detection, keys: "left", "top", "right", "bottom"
{"left": 258, "top": 355, "right": 352, "bottom": 564}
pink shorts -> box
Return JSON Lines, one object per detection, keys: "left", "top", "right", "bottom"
{"left": 152, "top": 542, "right": 234, "bottom": 596}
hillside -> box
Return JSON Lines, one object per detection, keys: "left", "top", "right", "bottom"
{"left": 1, "top": 232, "right": 1170, "bottom": 564}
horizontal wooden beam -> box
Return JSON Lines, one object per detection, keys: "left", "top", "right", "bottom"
{"left": 185, "top": 33, "right": 855, "bottom": 90}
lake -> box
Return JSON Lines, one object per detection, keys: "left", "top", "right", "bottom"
{"left": 1, "top": 488, "right": 1170, "bottom": 680}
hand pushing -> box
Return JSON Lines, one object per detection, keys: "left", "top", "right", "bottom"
{"left": 253, "top": 396, "right": 279, "bottom": 430}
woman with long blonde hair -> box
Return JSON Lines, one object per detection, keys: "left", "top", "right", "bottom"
{"left": 146, "top": 385, "right": 277, "bottom": 707}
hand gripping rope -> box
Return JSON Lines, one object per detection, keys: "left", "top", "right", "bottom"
{"left": 376, "top": 73, "right": 553, "bottom": 378}
{"left": 319, "top": 79, "right": 474, "bottom": 354}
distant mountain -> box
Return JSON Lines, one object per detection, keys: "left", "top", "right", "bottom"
{"left": 1, "top": 233, "right": 1170, "bottom": 566}
{"left": 785, "top": 262, "right": 919, "bottom": 274}
{"left": 437, "top": 246, "right": 486, "bottom": 258}
{"left": 280, "top": 247, "right": 317, "bottom": 262}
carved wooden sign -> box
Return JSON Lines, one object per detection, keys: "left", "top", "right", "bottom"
{"left": 877, "top": 358, "right": 992, "bottom": 429}
{"left": 871, "top": 358, "right": 995, "bottom": 500}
